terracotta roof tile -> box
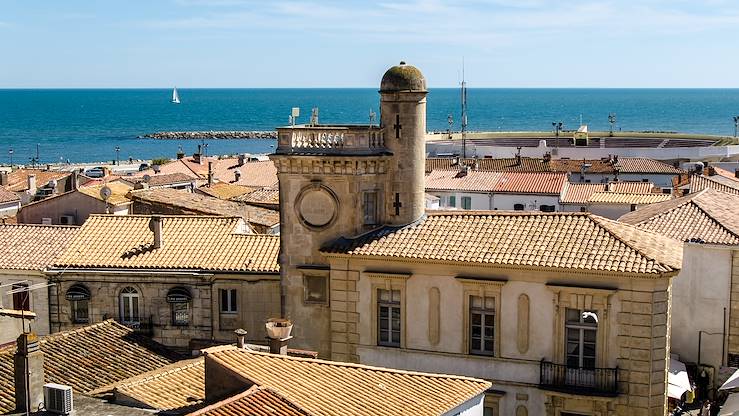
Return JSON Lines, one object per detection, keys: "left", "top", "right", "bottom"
{"left": 196, "top": 182, "right": 258, "bottom": 200}
{"left": 615, "top": 158, "right": 684, "bottom": 174}
{"left": 561, "top": 182, "right": 658, "bottom": 204}
{"left": 136, "top": 159, "right": 205, "bottom": 180}
{"left": 123, "top": 172, "right": 195, "bottom": 187}
{"left": 111, "top": 358, "right": 205, "bottom": 412}
{"left": 493, "top": 172, "right": 568, "bottom": 194}
{"left": 425, "top": 170, "right": 503, "bottom": 192}
{"left": 206, "top": 348, "right": 490, "bottom": 416}
{"left": 188, "top": 386, "right": 311, "bottom": 416}
{"left": 690, "top": 174, "right": 739, "bottom": 195}
{"left": 54, "top": 215, "right": 279, "bottom": 272}
{"left": 233, "top": 188, "right": 280, "bottom": 208}
{"left": 5, "top": 169, "right": 71, "bottom": 192}
{"left": 129, "top": 188, "right": 279, "bottom": 229}
{"left": 0, "top": 186, "right": 20, "bottom": 204}
{"left": 425, "top": 157, "right": 553, "bottom": 173}
{"left": 322, "top": 211, "right": 682, "bottom": 275}
{"left": 587, "top": 192, "right": 672, "bottom": 205}
{"left": 77, "top": 181, "right": 133, "bottom": 206}
{"left": 619, "top": 188, "right": 739, "bottom": 245}
{"left": 0, "top": 320, "right": 180, "bottom": 414}
{"left": 0, "top": 224, "right": 79, "bottom": 270}
{"left": 213, "top": 159, "right": 278, "bottom": 188}
{"left": 551, "top": 158, "right": 682, "bottom": 174}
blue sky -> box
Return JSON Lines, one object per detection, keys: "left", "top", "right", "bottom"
{"left": 1, "top": 0, "right": 738, "bottom": 88}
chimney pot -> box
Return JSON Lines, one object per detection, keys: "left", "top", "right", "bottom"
{"left": 707, "top": 166, "right": 717, "bottom": 176}
{"left": 27, "top": 174, "right": 37, "bottom": 193}
{"left": 207, "top": 162, "right": 214, "bottom": 187}
{"left": 0, "top": 171, "right": 8, "bottom": 186}
{"left": 149, "top": 216, "right": 164, "bottom": 249}
{"left": 238, "top": 154, "right": 245, "bottom": 166}
{"left": 234, "top": 328, "right": 247, "bottom": 349}
{"left": 234, "top": 169, "right": 241, "bottom": 183}
{"left": 265, "top": 318, "right": 293, "bottom": 355}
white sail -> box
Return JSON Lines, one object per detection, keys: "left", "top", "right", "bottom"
{"left": 171, "top": 87, "right": 180, "bottom": 104}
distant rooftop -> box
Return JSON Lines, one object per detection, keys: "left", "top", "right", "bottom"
{"left": 0, "top": 223, "right": 79, "bottom": 270}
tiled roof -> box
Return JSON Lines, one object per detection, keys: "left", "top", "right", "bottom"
{"left": 425, "top": 170, "right": 503, "bottom": 192}
{"left": 54, "top": 215, "right": 280, "bottom": 272}
{"left": 619, "top": 188, "right": 739, "bottom": 245}
{"left": 137, "top": 159, "right": 205, "bottom": 180}
{"left": 213, "top": 159, "right": 278, "bottom": 188}
{"left": 0, "top": 224, "right": 79, "bottom": 270}
{"left": 110, "top": 358, "right": 205, "bottom": 412}
{"left": 493, "top": 172, "right": 568, "bottom": 194}
{"left": 206, "top": 348, "right": 491, "bottom": 416}
{"left": 425, "top": 157, "right": 553, "bottom": 173}
{"left": 129, "top": 188, "right": 280, "bottom": 229}
{"left": 0, "top": 186, "right": 20, "bottom": 203}
{"left": 5, "top": 169, "right": 71, "bottom": 192}
{"left": 123, "top": 172, "right": 195, "bottom": 187}
{"left": 196, "top": 182, "right": 258, "bottom": 200}
{"left": 550, "top": 158, "right": 683, "bottom": 174}
{"left": 77, "top": 181, "right": 133, "bottom": 206}
{"left": 233, "top": 188, "right": 280, "bottom": 208}
{"left": 0, "top": 320, "right": 180, "bottom": 414}
{"left": 188, "top": 385, "right": 311, "bottom": 416}
{"left": 690, "top": 174, "right": 739, "bottom": 195}
{"left": 560, "top": 182, "right": 656, "bottom": 204}
{"left": 615, "top": 158, "right": 684, "bottom": 174}
{"left": 587, "top": 192, "right": 672, "bottom": 205}
{"left": 322, "top": 211, "right": 682, "bottom": 275}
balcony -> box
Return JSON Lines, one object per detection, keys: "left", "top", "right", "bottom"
{"left": 117, "top": 315, "right": 154, "bottom": 337}
{"left": 539, "top": 360, "right": 619, "bottom": 397}
{"left": 275, "top": 125, "right": 386, "bottom": 155}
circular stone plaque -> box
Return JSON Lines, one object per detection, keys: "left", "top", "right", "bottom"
{"left": 298, "top": 187, "right": 337, "bottom": 228}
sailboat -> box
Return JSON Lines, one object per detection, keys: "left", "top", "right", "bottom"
{"left": 171, "top": 87, "right": 181, "bottom": 104}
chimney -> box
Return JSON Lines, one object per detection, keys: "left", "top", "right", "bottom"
{"left": 265, "top": 318, "right": 293, "bottom": 355}
{"left": 27, "top": 174, "right": 37, "bottom": 194}
{"left": 234, "top": 328, "right": 247, "bottom": 349}
{"left": 14, "top": 333, "right": 45, "bottom": 413}
{"left": 207, "top": 162, "right": 214, "bottom": 187}
{"left": 149, "top": 216, "right": 164, "bottom": 249}
{"left": 735, "top": 169, "right": 739, "bottom": 179}
{"left": 238, "top": 154, "right": 245, "bottom": 166}
{"left": 193, "top": 145, "right": 203, "bottom": 164}
{"left": 134, "top": 181, "right": 149, "bottom": 190}
{"left": 0, "top": 171, "right": 8, "bottom": 186}
{"left": 707, "top": 166, "right": 717, "bottom": 176}
{"left": 234, "top": 169, "right": 241, "bottom": 183}
{"left": 71, "top": 170, "right": 79, "bottom": 190}
{"left": 543, "top": 152, "right": 552, "bottom": 162}
{"left": 606, "top": 182, "right": 614, "bottom": 192}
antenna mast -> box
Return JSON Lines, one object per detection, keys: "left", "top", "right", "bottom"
{"left": 460, "top": 59, "right": 468, "bottom": 159}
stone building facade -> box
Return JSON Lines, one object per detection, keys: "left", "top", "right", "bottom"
{"left": 272, "top": 62, "right": 683, "bottom": 415}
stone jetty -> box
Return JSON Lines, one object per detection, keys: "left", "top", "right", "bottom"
{"left": 142, "top": 131, "right": 277, "bottom": 140}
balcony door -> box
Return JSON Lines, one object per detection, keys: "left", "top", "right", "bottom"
{"left": 565, "top": 308, "right": 598, "bottom": 388}
{"left": 120, "top": 287, "right": 140, "bottom": 325}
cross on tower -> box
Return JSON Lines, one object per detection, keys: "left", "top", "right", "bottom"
{"left": 393, "top": 193, "right": 402, "bottom": 215}
{"left": 393, "top": 114, "right": 402, "bottom": 139}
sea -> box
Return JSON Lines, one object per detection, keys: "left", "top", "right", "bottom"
{"left": 1, "top": 88, "right": 739, "bottom": 164}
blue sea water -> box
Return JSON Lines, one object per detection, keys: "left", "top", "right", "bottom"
{"left": 1, "top": 88, "right": 738, "bottom": 164}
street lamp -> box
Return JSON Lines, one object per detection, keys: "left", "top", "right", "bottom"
{"left": 733, "top": 116, "right": 739, "bottom": 138}
{"left": 115, "top": 146, "right": 121, "bottom": 166}
{"left": 608, "top": 113, "right": 617, "bottom": 136}
{"left": 447, "top": 114, "right": 454, "bottom": 140}
{"left": 552, "top": 121, "right": 564, "bottom": 148}
{"left": 8, "top": 148, "right": 13, "bottom": 167}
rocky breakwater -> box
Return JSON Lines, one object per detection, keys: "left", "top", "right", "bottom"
{"left": 142, "top": 131, "right": 277, "bottom": 140}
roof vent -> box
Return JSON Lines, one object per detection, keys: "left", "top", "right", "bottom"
{"left": 44, "top": 383, "right": 73, "bottom": 415}
{"left": 149, "top": 216, "right": 164, "bottom": 249}
{"left": 266, "top": 318, "right": 293, "bottom": 355}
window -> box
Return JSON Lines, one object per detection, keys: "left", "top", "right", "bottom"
{"left": 377, "top": 289, "right": 401, "bottom": 347}
{"left": 565, "top": 308, "right": 598, "bottom": 369}
{"left": 12, "top": 283, "right": 30, "bottom": 311}
{"left": 220, "top": 289, "right": 238, "bottom": 314}
{"left": 461, "top": 196, "right": 472, "bottom": 210}
{"left": 470, "top": 295, "right": 495, "bottom": 355}
{"left": 66, "top": 284, "right": 91, "bottom": 324}
{"left": 448, "top": 195, "right": 456, "bottom": 207}
{"left": 363, "top": 191, "right": 378, "bottom": 225}
{"left": 630, "top": 204, "right": 637, "bottom": 211}
{"left": 120, "top": 287, "right": 140, "bottom": 324}
{"left": 304, "top": 275, "right": 328, "bottom": 304}
{"left": 167, "top": 287, "right": 192, "bottom": 326}
{"left": 540, "top": 205, "right": 555, "bottom": 212}
{"left": 579, "top": 207, "right": 586, "bottom": 212}
{"left": 513, "top": 203, "right": 525, "bottom": 211}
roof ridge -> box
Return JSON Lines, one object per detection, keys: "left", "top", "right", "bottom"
{"left": 589, "top": 215, "right": 677, "bottom": 271}
{"left": 112, "top": 357, "right": 203, "bottom": 389}
{"left": 0, "top": 223, "right": 79, "bottom": 229}
{"left": 624, "top": 189, "right": 707, "bottom": 225}
{"left": 211, "top": 348, "right": 491, "bottom": 384}
{"left": 690, "top": 196, "right": 739, "bottom": 240}
{"left": 39, "top": 319, "right": 128, "bottom": 343}
{"left": 87, "top": 213, "right": 243, "bottom": 220}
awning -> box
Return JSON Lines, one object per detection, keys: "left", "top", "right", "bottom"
{"left": 65, "top": 284, "right": 91, "bottom": 301}
{"left": 721, "top": 368, "right": 739, "bottom": 392}
{"left": 166, "top": 286, "right": 192, "bottom": 303}
{"left": 668, "top": 357, "right": 693, "bottom": 401}
{"left": 720, "top": 392, "right": 739, "bottom": 416}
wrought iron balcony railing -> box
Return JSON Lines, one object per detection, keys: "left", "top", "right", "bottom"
{"left": 539, "top": 360, "right": 619, "bottom": 396}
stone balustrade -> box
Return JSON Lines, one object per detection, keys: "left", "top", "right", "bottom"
{"left": 276, "top": 125, "right": 385, "bottom": 154}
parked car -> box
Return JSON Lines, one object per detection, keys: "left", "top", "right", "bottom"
{"left": 138, "top": 163, "right": 150, "bottom": 171}
{"left": 84, "top": 167, "right": 105, "bottom": 178}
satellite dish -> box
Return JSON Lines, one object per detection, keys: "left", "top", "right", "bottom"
{"left": 152, "top": 164, "right": 161, "bottom": 174}
{"left": 100, "top": 185, "right": 112, "bottom": 201}
{"left": 143, "top": 174, "right": 151, "bottom": 183}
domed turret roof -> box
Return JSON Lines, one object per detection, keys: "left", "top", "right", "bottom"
{"left": 380, "top": 61, "right": 427, "bottom": 93}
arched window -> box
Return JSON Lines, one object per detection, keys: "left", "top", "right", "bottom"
{"left": 66, "top": 284, "right": 91, "bottom": 324}
{"left": 120, "top": 287, "right": 140, "bottom": 324}
{"left": 166, "top": 286, "right": 192, "bottom": 326}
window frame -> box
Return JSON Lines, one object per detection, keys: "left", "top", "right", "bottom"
{"left": 367, "top": 272, "right": 409, "bottom": 349}
{"left": 448, "top": 195, "right": 456, "bottom": 208}
{"left": 461, "top": 196, "right": 472, "bottom": 210}
{"left": 565, "top": 307, "right": 598, "bottom": 369}
{"left": 12, "top": 283, "right": 30, "bottom": 311}
{"left": 303, "top": 274, "right": 329, "bottom": 305}
{"left": 119, "top": 286, "right": 140, "bottom": 325}
{"left": 459, "top": 278, "right": 504, "bottom": 357}
{"left": 220, "top": 288, "right": 238, "bottom": 314}
{"left": 66, "top": 284, "right": 91, "bottom": 324}
{"left": 171, "top": 302, "right": 190, "bottom": 326}
{"left": 362, "top": 190, "right": 379, "bottom": 226}
{"left": 513, "top": 203, "right": 525, "bottom": 211}
{"left": 377, "top": 288, "right": 402, "bottom": 347}
{"left": 469, "top": 294, "right": 496, "bottom": 356}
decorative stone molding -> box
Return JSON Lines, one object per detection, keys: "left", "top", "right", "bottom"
{"left": 294, "top": 182, "right": 339, "bottom": 230}
{"left": 428, "top": 287, "right": 440, "bottom": 346}
{"left": 273, "top": 157, "right": 390, "bottom": 177}
{"left": 517, "top": 294, "right": 530, "bottom": 354}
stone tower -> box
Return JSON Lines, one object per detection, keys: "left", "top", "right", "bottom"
{"left": 269, "top": 62, "right": 427, "bottom": 356}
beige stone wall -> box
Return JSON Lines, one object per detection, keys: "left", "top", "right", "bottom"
{"left": 327, "top": 255, "right": 672, "bottom": 416}
{"left": 0, "top": 270, "right": 50, "bottom": 336}
{"left": 729, "top": 250, "right": 739, "bottom": 358}
{"left": 48, "top": 272, "right": 279, "bottom": 349}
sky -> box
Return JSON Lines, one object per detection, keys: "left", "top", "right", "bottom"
{"left": 1, "top": 0, "right": 739, "bottom": 88}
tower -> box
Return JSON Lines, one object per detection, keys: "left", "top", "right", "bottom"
{"left": 270, "top": 62, "right": 427, "bottom": 357}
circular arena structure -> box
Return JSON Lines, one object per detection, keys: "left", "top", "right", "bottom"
{"left": 426, "top": 131, "right": 739, "bottom": 161}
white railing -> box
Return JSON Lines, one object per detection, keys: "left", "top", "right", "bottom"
{"left": 277, "top": 126, "right": 385, "bottom": 152}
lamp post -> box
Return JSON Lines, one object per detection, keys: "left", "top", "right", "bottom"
{"left": 608, "top": 113, "right": 617, "bottom": 136}
{"left": 447, "top": 114, "right": 453, "bottom": 140}
{"left": 115, "top": 146, "right": 121, "bottom": 166}
{"left": 733, "top": 116, "right": 739, "bottom": 138}
{"left": 552, "top": 121, "right": 563, "bottom": 149}
{"left": 8, "top": 148, "right": 13, "bottom": 167}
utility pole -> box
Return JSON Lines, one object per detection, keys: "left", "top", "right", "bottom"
{"left": 460, "top": 62, "right": 468, "bottom": 159}
{"left": 608, "top": 113, "right": 617, "bottom": 136}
